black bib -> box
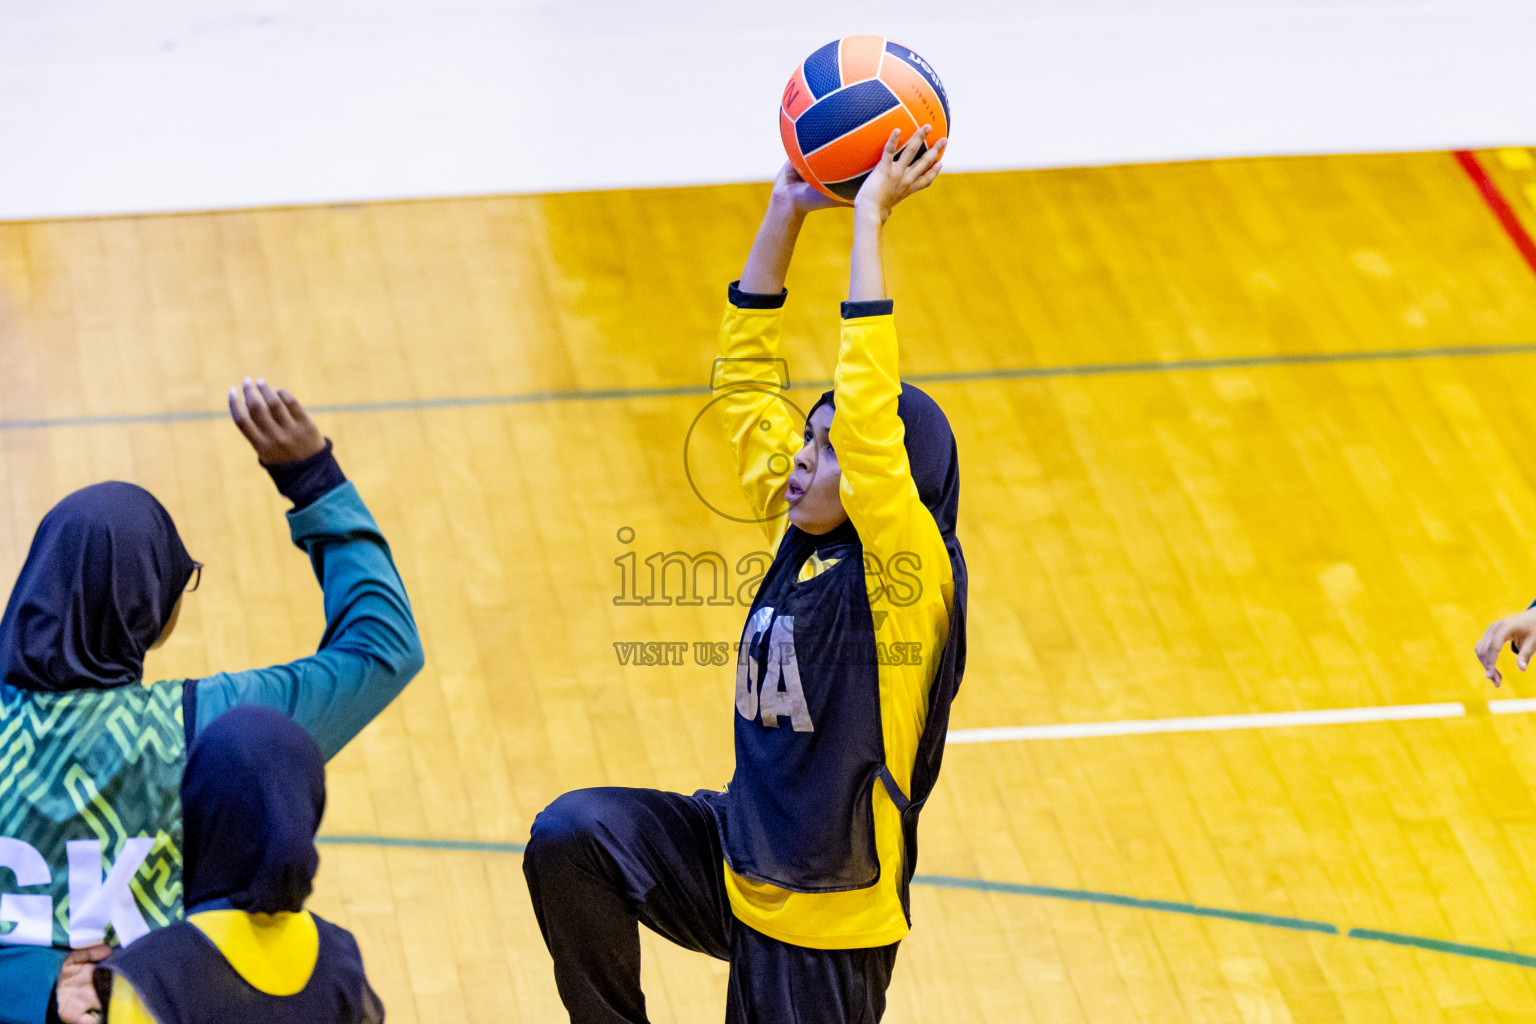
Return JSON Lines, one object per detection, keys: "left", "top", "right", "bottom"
{"left": 106, "top": 914, "right": 383, "bottom": 1024}
{"left": 717, "top": 522, "right": 898, "bottom": 892}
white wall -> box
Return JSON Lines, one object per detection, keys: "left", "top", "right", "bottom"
{"left": 1, "top": 0, "right": 1533, "bottom": 219}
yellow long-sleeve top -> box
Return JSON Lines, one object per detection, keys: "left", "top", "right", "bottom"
{"left": 108, "top": 911, "right": 320, "bottom": 1023}
{"left": 714, "top": 288, "right": 955, "bottom": 949}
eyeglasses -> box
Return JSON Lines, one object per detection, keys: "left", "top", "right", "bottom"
{"left": 186, "top": 561, "right": 204, "bottom": 593}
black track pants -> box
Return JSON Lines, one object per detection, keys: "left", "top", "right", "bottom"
{"left": 522, "top": 787, "right": 900, "bottom": 1024}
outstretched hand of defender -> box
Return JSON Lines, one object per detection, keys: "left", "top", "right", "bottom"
{"left": 228, "top": 378, "right": 327, "bottom": 466}
{"left": 1474, "top": 606, "right": 1536, "bottom": 686}
{"left": 854, "top": 124, "right": 946, "bottom": 224}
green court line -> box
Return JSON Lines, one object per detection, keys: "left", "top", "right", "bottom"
{"left": 318, "top": 834, "right": 527, "bottom": 854}
{"left": 913, "top": 873, "right": 1337, "bottom": 935}
{"left": 6, "top": 340, "right": 1536, "bottom": 432}
{"left": 1347, "top": 929, "right": 1536, "bottom": 969}
{"left": 316, "top": 833, "right": 1536, "bottom": 970}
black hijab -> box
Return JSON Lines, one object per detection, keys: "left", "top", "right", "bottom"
{"left": 810, "top": 383, "right": 965, "bottom": 595}
{"left": 813, "top": 383, "right": 968, "bottom": 896}
{"left": 0, "top": 482, "right": 196, "bottom": 693}
{"left": 183, "top": 705, "right": 326, "bottom": 915}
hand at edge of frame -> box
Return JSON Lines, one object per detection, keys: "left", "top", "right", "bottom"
{"left": 1474, "top": 606, "right": 1536, "bottom": 687}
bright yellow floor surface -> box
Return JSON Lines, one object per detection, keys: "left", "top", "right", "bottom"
{"left": 4, "top": 149, "right": 1536, "bottom": 1020}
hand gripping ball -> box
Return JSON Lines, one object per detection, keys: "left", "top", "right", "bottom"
{"left": 780, "top": 36, "right": 951, "bottom": 203}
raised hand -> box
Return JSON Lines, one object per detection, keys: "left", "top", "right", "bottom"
{"left": 770, "top": 161, "right": 843, "bottom": 216}
{"left": 1474, "top": 606, "right": 1536, "bottom": 686}
{"left": 228, "top": 378, "right": 326, "bottom": 466}
{"left": 853, "top": 124, "right": 946, "bottom": 224}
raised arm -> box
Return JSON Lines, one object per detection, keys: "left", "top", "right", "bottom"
{"left": 741, "top": 162, "right": 841, "bottom": 293}
{"left": 849, "top": 126, "right": 944, "bottom": 304}
{"left": 717, "top": 165, "right": 839, "bottom": 541}
{"left": 830, "top": 128, "right": 950, "bottom": 570}
{"left": 187, "top": 380, "right": 424, "bottom": 760}
{"left": 832, "top": 129, "right": 958, "bottom": 796}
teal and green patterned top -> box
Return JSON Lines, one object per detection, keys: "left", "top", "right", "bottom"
{"left": 0, "top": 482, "right": 423, "bottom": 1024}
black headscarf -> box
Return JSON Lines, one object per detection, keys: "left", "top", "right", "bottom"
{"left": 183, "top": 705, "right": 326, "bottom": 915}
{"left": 813, "top": 383, "right": 968, "bottom": 900}
{"left": 810, "top": 383, "right": 964, "bottom": 587}
{"left": 0, "top": 482, "right": 196, "bottom": 693}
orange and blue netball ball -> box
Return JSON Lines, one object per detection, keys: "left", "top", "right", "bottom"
{"left": 780, "top": 36, "right": 951, "bottom": 203}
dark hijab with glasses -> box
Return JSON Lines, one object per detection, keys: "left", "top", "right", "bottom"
{"left": 0, "top": 389, "right": 423, "bottom": 1024}
{"left": 0, "top": 481, "right": 201, "bottom": 694}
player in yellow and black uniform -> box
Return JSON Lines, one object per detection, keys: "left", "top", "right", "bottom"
{"left": 524, "top": 125, "right": 965, "bottom": 1023}
{"left": 100, "top": 705, "right": 383, "bottom": 1024}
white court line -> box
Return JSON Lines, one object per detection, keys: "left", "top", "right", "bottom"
{"left": 1489, "top": 699, "right": 1536, "bottom": 715}
{"left": 947, "top": 702, "right": 1468, "bottom": 743}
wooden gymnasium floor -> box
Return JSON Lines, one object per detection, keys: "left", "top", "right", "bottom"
{"left": 5, "top": 148, "right": 1536, "bottom": 1022}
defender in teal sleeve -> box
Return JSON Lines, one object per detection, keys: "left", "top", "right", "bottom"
{"left": 0, "top": 379, "right": 423, "bottom": 1024}
{"left": 190, "top": 476, "right": 423, "bottom": 761}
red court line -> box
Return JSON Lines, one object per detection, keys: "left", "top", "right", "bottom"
{"left": 1454, "top": 149, "right": 1536, "bottom": 279}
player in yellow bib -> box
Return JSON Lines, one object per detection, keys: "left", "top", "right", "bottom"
{"left": 525, "top": 127, "right": 966, "bottom": 1023}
